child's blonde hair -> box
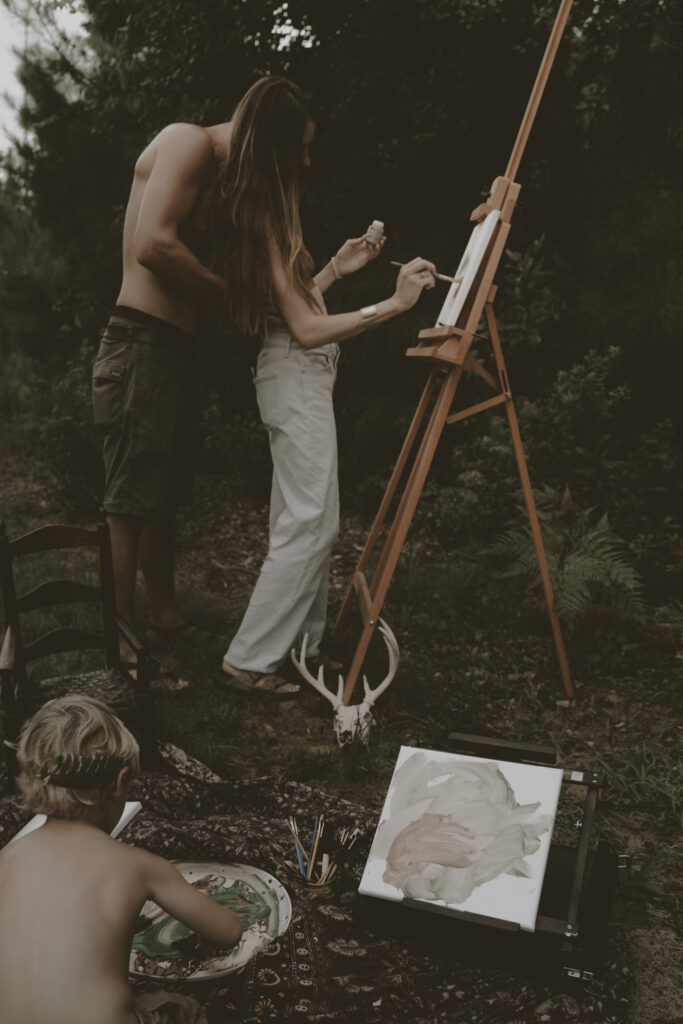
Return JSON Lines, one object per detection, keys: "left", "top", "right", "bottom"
{"left": 16, "top": 694, "right": 140, "bottom": 819}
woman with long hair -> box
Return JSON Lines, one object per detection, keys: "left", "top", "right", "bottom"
{"left": 220, "top": 76, "right": 435, "bottom": 696}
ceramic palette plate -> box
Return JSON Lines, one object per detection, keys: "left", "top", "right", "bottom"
{"left": 129, "top": 861, "right": 292, "bottom": 981}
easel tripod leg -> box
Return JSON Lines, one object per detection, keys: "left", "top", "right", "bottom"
{"left": 341, "top": 367, "right": 463, "bottom": 704}
{"left": 370, "top": 368, "right": 462, "bottom": 603}
{"left": 334, "top": 369, "right": 439, "bottom": 634}
{"left": 485, "top": 304, "right": 574, "bottom": 699}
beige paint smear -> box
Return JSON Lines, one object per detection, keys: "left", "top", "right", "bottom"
{"left": 380, "top": 753, "right": 552, "bottom": 904}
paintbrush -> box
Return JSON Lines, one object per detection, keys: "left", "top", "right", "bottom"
{"left": 307, "top": 817, "right": 324, "bottom": 880}
{"left": 287, "top": 817, "right": 307, "bottom": 876}
{"left": 390, "top": 260, "right": 454, "bottom": 284}
{"left": 312, "top": 825, "right": 362, "bottom": 883}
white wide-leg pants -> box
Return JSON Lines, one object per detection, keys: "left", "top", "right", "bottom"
{"left": 225, "top": 331, "right": 340, "bottom": 673}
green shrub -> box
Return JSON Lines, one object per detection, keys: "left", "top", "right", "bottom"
{"left": 489, "top": 490, "right": 647, "bottom": 633}
{"left": 41, "top": 344, "right": 102, "bottom": 518}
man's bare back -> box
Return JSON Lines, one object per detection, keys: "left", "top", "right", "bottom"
{"left": 117, "top": 122, "right": 231, "bottom": 333}
{"left": 97, "top": 118, "right": 232, "bottom": 648}
{"left": 0, "top": 818, "right": 241, "bottom": 1024}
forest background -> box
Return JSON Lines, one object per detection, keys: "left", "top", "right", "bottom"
{"left": 1, "top": 0, "right": 681, "bottom": 622}
{"left": 0, "top": 0, "right": 681, "bottom": 1020}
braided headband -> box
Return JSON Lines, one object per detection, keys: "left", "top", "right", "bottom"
{"left": 36, "top": 753, "right": 125, "bottom": 790}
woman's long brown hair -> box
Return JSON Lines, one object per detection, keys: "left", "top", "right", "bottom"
{"left": 219, "top": 77, "right": 318, "bottom": 336}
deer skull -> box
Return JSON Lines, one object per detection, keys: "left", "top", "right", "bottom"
{"left": 291, "top": 620, "right": 399, "bottom": 746}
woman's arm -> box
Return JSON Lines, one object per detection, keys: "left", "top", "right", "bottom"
{"left": 274, "top": 248, "right": 436, "bottom": 349}
{"left": 313, "top": 233, "right": 384, "bottom": 294}
{"left": 313, "top": 260, "right": 339, "bottom": 294}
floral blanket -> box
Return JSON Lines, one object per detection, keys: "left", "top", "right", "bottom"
{"left": 0, "top": 745, "right": 632, "bottom": 1023}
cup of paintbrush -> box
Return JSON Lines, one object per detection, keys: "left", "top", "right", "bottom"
{"left": 271, "top": 816, "right": 358, "bottom": 892}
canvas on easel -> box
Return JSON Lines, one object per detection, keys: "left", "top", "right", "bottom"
{"left": 437, "top": 210, "right": 500, "bottom": 327}
{"left": 359, "top": 746, "right": 563, "bottom": 932}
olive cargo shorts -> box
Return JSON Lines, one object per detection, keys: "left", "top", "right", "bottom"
{"left": 92, "top": 314, "right": 193, "bottom": 519}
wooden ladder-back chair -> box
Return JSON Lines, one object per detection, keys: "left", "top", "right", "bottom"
{"left": 0, "top": 520, "right": 159, "bottom": 783}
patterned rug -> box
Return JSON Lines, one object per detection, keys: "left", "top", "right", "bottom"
{"left": 0, "top": 745, "right": 632, "bottom": 1023}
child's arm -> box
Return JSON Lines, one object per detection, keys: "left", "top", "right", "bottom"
{"left": 145, "top": 854, "right": 242, "bottom": 949}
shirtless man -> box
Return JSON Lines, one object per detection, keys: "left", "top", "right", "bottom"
{"left": 92, "top": 117, "right": 232, "bottom": 650}
{"left": 0, "top": 695, "right": 242, "bottom": 1024}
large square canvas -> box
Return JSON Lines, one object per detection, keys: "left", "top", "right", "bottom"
{"left": 359, "top": 745, "right": 563, "bottom": 931}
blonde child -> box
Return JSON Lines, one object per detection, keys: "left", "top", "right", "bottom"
{"left": 0, "top": 695, "right": 242, "bottom": 1024}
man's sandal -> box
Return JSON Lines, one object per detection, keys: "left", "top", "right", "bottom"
{"left": 220, "top": 662, "right": 300, "bottom": 699}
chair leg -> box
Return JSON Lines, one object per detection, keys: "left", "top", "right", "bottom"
{"left": 1, "top": 676, "right": 19, "bottom": 793}
{"left": 134, "top": 656, "right": 162, "bottom": 771}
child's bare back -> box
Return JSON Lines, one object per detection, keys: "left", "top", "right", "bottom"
{"left": 0, "top": 695, "right": 241, "bottom": 1024}
{"left": 0, "top": 819, "right": 148, "bottom": 1023}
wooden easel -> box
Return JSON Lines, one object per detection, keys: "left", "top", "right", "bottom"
{"left": 334, "top": 0, "right": 576, "bottom": 702}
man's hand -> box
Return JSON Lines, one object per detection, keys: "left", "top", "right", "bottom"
{"left": 334, "top": 233, "right": 385, "bottom": 277}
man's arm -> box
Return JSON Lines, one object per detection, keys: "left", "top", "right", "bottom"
{"left": 133, "top": 125, "right": 224, "bottom": 304}
{"left": 145, "top": 853, "right": 242, "bottom": 949}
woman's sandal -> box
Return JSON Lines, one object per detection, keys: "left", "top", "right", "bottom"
{"left": 220, "top": 662, "right": 300, "bottom": 699}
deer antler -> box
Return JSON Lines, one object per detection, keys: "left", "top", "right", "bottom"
{"left": 291, "top": 633, "right": 344, "bottom": 708}
{"left": 361, "top": 618, "right": 400, "bottom": 707}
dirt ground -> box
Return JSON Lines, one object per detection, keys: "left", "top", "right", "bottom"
{"left": 1, "top": 425, "right": 681, "bottom": 1024}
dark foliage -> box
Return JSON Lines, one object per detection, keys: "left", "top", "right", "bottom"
{"left": 0, "top": 0, "right": 681, "bottom": 614}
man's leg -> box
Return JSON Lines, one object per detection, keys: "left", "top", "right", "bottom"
{"left": 138, "top": 517, "right": 186, "bottom": 631}
{"left": 107, "top": 512, "right": 144, "bottom": 660}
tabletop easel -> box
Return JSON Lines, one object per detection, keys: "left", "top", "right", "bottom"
{"left": 334, "top": 0, "right": 576, "bottom": 702}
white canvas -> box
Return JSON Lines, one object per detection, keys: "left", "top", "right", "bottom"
{"left": 437, "top": 210, "right": 500, "bottom": 326}
{"left": 358, "top": 746, "right": 562, "bottom": 932}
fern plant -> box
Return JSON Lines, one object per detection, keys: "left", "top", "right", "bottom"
{"left": 489, "top": 490, "right": 647, "bottom": 633}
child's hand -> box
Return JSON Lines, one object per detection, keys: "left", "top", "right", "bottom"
{"left": 171, "top": 932, "right": 218, "bottom": 960}
{"left": 197, "top": 934, "right": 219, "bottom": 958}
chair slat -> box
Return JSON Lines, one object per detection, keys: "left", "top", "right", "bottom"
{"left": 11, "top": 525, "right": 99, "bottom": 556}
{"left": 1, "top": 518, "right": 159, "bottom": 776}
{"left": 17, "top": 579, "right": 102, "bottom": 612}
{"left": 24, "top": 628, "right": 105, "bottom": 662}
